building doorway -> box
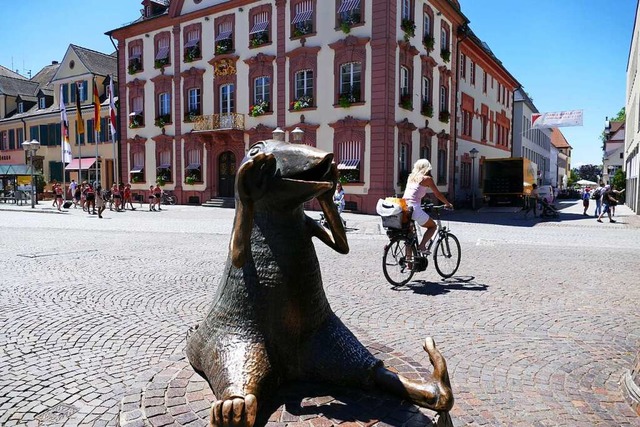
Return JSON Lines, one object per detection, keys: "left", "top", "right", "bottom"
{"left": 218, "top": 151, "right": 236, "bottom": 197}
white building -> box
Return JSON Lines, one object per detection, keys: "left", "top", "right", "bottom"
{"left": 625, "top": 2, "right": 640, "bottom": 213}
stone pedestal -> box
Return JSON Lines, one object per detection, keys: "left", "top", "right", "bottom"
{"left": 624, "top": 352, "right": 640, "bottom": 416}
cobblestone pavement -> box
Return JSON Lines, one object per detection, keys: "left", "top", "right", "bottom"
{"left": 0, "top": 199, "right": 639, "bottom": 426}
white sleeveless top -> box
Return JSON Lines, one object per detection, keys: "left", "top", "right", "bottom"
{"left": 403, "top": 181, "right": 428, "bottom": 207}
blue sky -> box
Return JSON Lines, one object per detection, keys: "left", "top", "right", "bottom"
{"left": 0, "top": 0, "right": 636, "bottom": 167}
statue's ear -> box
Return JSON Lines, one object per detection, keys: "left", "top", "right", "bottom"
{"left": 229, "top": 158, "right": 261, "bottom": 268}
{"left": 230, "top": 196, "right": 254, "bottom": 268}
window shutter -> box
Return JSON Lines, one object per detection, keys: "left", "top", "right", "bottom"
{"left": 8, "top": 129, "right": 15, "bottom": 150}
{"left": 49, "top": 161, "right": 64, "bottom": 183}
{"left": 39, "top": 125, "right": 49, "bottom": 146}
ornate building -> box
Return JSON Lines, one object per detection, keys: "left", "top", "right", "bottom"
{"left": 107, "top": 0, "right": 468, "bottom": 212}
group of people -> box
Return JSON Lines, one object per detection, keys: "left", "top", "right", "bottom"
{"left": 52, "top": 179, "right": 140, "bottom": 218}
{"left": 582, "top": 182, "right": 624, "bottom": 223}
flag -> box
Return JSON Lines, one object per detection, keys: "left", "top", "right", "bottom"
{"left": 108, "top": 76, "right": 117, "bottom": 139}
{"left": 93, "top": 77, "right": 101, "bottom": 132}
{"left": 60, "top": 85, "right": 73, "bottom": 164}
{"left": 75, "top": 82, "right": 85, "bottom": 135}
{"left": 531, "top": 110, "right": 583, "bottom": 129}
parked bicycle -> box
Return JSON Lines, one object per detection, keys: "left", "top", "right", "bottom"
{"left": 382, "top": 203, "right": 461, "bottom": 286}
{"left": 161, "top": 190, "right": 177, "bottom": 205}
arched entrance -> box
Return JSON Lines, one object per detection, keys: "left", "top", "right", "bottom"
{"left": 218, "top": 151, "right": 236, "bottom": 197}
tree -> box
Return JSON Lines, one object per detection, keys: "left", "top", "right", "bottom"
{"left": 567, "top": 169, "right": 579, "bottom": 187}
{"left": 576, "top": 164, "right": 602, "bottom": 183}
{"left": 611, "top": 168, "right": 626, "bottom": 192}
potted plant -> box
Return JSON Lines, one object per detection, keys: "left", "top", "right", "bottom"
{"left": 154, "top": 114, "right": 170, "bottom": 128}
{"left": 156, "top": 175, "right": 167, "bottom": 187}
{"left": 291, "top": 95, "right": 312, "bottom": 111}
{"left": 439, "top": 110, "right": 450, "bottom": 123}
{"left": 128, "top": 60, "right": 142, "bottom": 75}
{"left": 216, "top": 39, "right": 232, "bottom": 55}
{"left": 423, "top": 34, "right": 435, "bottom": 52}
{"left": 129, "top": 116, "right": 142, "bottom": 129}
{"left": 184, "top": 110, "right": 198, "bottom": 123}
{"left": 184, "top": 45, "right": 200, "bottom": 62}
{"left": 401, "top": 19, "right": 415, "bottom": 41}
{"left": 154, "top": 57, "right": 169, "bottom": 69}
{"left": 292, "top": 21, "right": 312, "bottom": 38}
{"left": 440, "top": 48, "right": 451, "bottom": 63}
{"left": 400, "top": 94, "right": 412, "bottom": 109}
{"left": 250, "top": 32, "right": 268, "bottom": 48}
{"left": 421, "top": 100, "right": 433, "bottom": 117}
{"left": 131, "top": 174, "right": 141, "bottom": 183}
{"left": 249, "top": 100, "right": 270, "bottom": 117}
{"left": 185, "top": 174, "right": 197, "bottom": 185}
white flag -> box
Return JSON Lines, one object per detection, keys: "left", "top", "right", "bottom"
{"left": 108, "top": 76, "right": 117, "bottom": 139}
{"left": 60, "top": 86, "right": 73, "bottom": 164}
{"left": 531, "top": 110, "right": 583, "bottom": 129}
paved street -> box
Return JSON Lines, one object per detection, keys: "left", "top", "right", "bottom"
{"left": 0, "top": 199, "right": 639, "bottom": 426}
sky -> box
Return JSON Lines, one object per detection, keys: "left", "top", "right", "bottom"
{"left": 0, "top": 0, "right": 636, "bottom": 167}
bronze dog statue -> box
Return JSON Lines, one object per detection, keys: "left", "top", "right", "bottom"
{"left": 186, "top": 138, "right": 453, "bottom": 426}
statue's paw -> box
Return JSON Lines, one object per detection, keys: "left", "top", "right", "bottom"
{"left": 211, "top": 394, "right": 257, "bottom": 427}
{"left": 422, "top": 337, "right": 454, "bottom": 412}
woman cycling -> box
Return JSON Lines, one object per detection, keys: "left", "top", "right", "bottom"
{"left": 402, "top": 159, "right": 453, "bottom": 254}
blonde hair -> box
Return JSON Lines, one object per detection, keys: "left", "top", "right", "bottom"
{"left": 407, "top": 159, "right": 432, "bottom": 184}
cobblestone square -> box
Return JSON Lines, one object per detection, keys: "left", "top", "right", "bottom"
{"left": 0, "top": 200, "right": 639, "bottom": 426}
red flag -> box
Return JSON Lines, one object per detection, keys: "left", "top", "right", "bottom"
{"left": 93, "top": 78, "right": 101, "bottom": 132}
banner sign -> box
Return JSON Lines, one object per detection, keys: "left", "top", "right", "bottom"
{"left": 531, "top": 110, "right": 583, "bottom": 129}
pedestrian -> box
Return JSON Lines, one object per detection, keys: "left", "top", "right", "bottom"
{"left": 596, "top": 185, "right": 617, "bottom": 223}
{"left": 69, "top": 179, "right": 77, "bottom": 199}
{"left": 73, "top": 185, "right": 81, "bottom": 209}
{"left": 95, "top": 185, "right": 106, "bottom": 219}
{"left": 123, "top": 183, "right": 136, "bottom": 210}
{"left": 111, "top": 183, "right": 122, "bottom": 212}
{"left": 581, "top": 187, "right": 590, "bottom": 216}
{"left": 610, "top": 186, "right": 625, "bottom": 217}
{"left": 54, "top": 183, "right": 63, "bottom": 211}
{"left": 523, "top": 184, "right": 539, "bottom": 219}
{"left": 592, "top": 182, "right": 605, "bottom": 217}
{"left": 153, "top": 184, "right": 162, "bottom": 211}
{"left": 51, "top": 181, "right": 58, "bottom": 207}
{"left": 149, "top": 185, "right": 156, "bottom": 211}
{"left": 84, "top": 182, "right": 96, "bottom": 215}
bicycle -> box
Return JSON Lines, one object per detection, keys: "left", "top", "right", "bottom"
{"left": 382, "top": 204, "right": 461, "bottom": 286}
{"left": 161, "top": 190, "right": 177, "bottom": 205}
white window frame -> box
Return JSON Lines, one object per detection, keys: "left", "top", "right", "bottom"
{"left": 159, "top": 92, "right": 171, "bottom": 117}
{"left": 188, "top": 88, "right": 201, "bottom": 114}
{"left": 295, "top": 69, "right": 313, "bottom": 99}
{"left": 340, "top": 62, "right": 361, "bottom": 97}
{"left": 220, "top": 84, "right": 234, "bottom": 114}
{"left": 254, "top": 76, "right": 270, "bottom": 104}
{"left": 439, "top": 86, "right": 447, "bottom": 111}
{"left": 423, "top": 14, "right": 431, "bottom": 37}
{"left": 441, "top": 27, "right": 448, "bottom": 51}
{"left": 39, "top": 97, "right": 46, "bottom": 109}
{"left": 401, "top": 0, "right": 411, "bottom": 21}
{"left": 400, "top": 66, "right": 409, "bottom": 96}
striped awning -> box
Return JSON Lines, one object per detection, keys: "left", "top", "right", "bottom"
{"left": 186, "top": 163, "right": 201, "bottom": 170}
{"left": 66, "top": 158, "right": 97, "bottom": 171}
{"left": 215, "top": 31, "right": 232, "bottom": 42}
{"left": 129, "top": 165, "right": 144, "bottom": 174}
{"left": 185, "top": 38, "right": 199, "bottom": 48}
{"left": 337, "top": 159, "right": 360, "bottom": 170}
{"left": 249, "top": 21, "right": 269, "bottom": 35}
{"left": 155, "top": 47, "right": 170, "bottom": 60}
{"left": 292, "top": 9, "right": 313, "bottom": 24}
{"left": 338, "top": 0, "right": 360, "bottom": 13}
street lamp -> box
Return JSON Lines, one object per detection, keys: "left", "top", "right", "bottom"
{"left": 272, "top": 126, "right": 304, "bottom": 143}
{"left": 22, "top": 139, "right": 40, "bottom": 209}
{"left": 469, "top": 147, "right": 479, "bottom": 210}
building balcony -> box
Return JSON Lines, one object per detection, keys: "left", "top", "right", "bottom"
{"left": 192, "top": 113, "right": 245, "bottom": 131}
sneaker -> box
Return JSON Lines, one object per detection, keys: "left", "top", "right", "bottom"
{"left": 610, "top": 219, "right": 617, "bottom": 223}
{"left": 597, "top": 219, "right": 603, "bottom": 223}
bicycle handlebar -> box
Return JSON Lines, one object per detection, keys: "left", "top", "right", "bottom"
{"left": 422, "top": 203, "right": 454, "bottom": 211}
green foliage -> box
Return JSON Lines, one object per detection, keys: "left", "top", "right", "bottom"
{"left": 576, "top": 164, "right": 602, "bottom": 183}
{"left": 613, "top": 107, "right": 626, "bottom": 122}
{"left": 567, "top": 169, "right": 579, "bottom": 187}
{"left": 611, "top": 168, "right": 626, "bottom": 191}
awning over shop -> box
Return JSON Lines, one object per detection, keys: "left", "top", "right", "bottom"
{"left": 337, "top": 159, "right": 360, "bottom": 170}
{"left": 65, "top": 158, "right": 97, "bottom": 170}
{"left": 0, "top": 164, "right": 38, "bottom": 176}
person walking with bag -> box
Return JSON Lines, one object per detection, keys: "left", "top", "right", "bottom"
{"left": 592, "top": 182, "right": 604, "bottom": 217}
{"left": 582, "top": 187, "right": 590, "bottom": 216}
{"left": 597, "top": 185, "right": 617, "bottom": 223}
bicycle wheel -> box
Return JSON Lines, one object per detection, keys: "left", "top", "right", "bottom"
{"left": 433, "top": 233, "right": 461, "bottom": 279}
{"left": 382, "top": 236, "right": 416, "bottom": 286}
{"left": 167, "top": 195, "right": 176, "bottom": 205}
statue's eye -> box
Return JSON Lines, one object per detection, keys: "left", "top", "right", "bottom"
{"left": 248, "top": 144, "right": 263, "bottom": 156}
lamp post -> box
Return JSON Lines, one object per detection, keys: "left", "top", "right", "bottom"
{"left": 272, "top": 126, "right": 304, "bottom": 143}
{"left": 22, "top": 139, "right": 40, "bottom": 209}
{"left": 469, "top": 147, "right": 479, "bottom": 210}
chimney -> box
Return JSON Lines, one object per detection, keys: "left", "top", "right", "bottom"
{"left": 52, "top": 61, "right": 59, "bottom": 65}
